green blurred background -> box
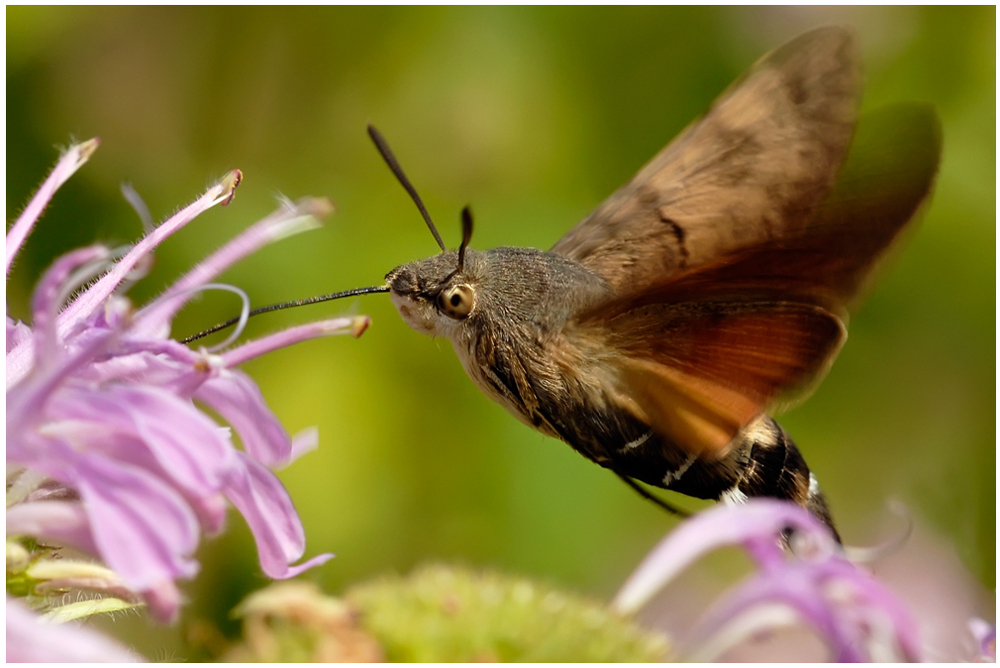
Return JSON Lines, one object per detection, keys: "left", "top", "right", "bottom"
{"left": 7, "top": 6, "right": 994, "bottom": 656}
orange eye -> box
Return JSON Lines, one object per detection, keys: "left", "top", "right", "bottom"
{"left": 437, "top": 284, "right": 475, "bottom": 320}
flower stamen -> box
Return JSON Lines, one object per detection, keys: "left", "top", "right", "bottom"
{"left": 6, "top": 138, "right": 100, "bottom": 276}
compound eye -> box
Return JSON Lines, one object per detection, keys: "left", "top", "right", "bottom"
{"left": 437, "top": 284, "right": 475, "bottom": 320}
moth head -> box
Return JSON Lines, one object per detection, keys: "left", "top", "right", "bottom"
{"left": 386, "top": 207, "right": 479, "bottom": 337}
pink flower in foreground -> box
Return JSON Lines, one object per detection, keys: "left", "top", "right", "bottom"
{"left": 970, "top": 618, "right": 996, "bottom": 662}
{"left": 7, "top": 140, "right": 366, "bottom": 650}
{"left": 613, "top": 500, "right": 921, "bottom": 661}
{"left": 6, "top": 597, "right": 141, "bottom": 662}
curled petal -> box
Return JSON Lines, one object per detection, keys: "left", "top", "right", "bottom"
{"left": 692, "top": 558, "right": 920, "bottom": 662}
{"left": 74, "top": 456, "right": 202, "bottom": 589}
{"left": 192, "top": 491, "right": 230, "bottom": 535}
{"left": 223, "top": 452, "right": 333, "bottom": 579}
{"left": 832, "top": 562, "right": 922, "bottom": 661}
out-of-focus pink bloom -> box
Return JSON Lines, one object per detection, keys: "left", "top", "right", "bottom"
{"left": 6, "top": 597, "right": 143, "bottom": 662}
{"left": 865, "top": 524, "right": 996, "bottom": 662}
{"left": 970, "top": 619, "right": 996, "bottom": 662}
{"left": 614, "top": 499, "right": 921, "bottom": 661}
{"left": 7, "top": 140, "right": 363, "bottom": 650}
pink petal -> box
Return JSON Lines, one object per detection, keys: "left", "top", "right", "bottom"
{"left": 75, "top": 460, "right": 201, "bottom": 588}
{"left": 29, "top": 246, "right": 110, "bottom": 365}
{"left": 195, "top": 370, "right": 292, "bottom": 467}
{"left": 288, "top": 427, "right": 320, "bottom": 465}
{"left": 223, "top": 451, "right": 333, "bottom": 579}
{"left": 613, "top": 500, "right": 836, "bottom": 614}
{"left": 7, "top": 317, "right": 31, "bottom": 353}
{"left": 141, "top": 579, "right": 184, "bottom": 625}
{"left": 691, "top": 561, "right": 860, "bottom": 661}
{"left": 6, "top": 596, "right": 143, "bottom": 662}
{"left": 22, "top": 439, "right": 202, "bottom": 595}
{"left": 6, "top": 327, "right": 119, "bottom": 436}
{"left": 5, "top": 501, "right": 97, "bottom": 555}
{"left": 51, "top": 384, "right": 236, "bottom": 494}
{"left": 970, "top": 619, "right": 996, "bottom": 662}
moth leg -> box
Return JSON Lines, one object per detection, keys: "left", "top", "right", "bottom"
{"left": 614, "top": 473, "right": 691, "bottom": 518}
{"left": 671, "top": 415, "right": 842, "bottom": 542}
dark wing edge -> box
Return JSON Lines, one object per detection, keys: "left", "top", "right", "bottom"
{"left": 551, "top": 27, "right": 862, "bottom": 294}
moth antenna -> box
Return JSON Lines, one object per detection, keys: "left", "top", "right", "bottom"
{"left": 367, "top": 124, "right": 447, "bottom": 252}
{"left": 458, "top": 205, "right": 474, "bottom": 272}
{"left": 179, "top": 285, "right": 390, "bottom": 344}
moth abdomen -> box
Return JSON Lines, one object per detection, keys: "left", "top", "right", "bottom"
{"left": 603, "top": 412, "right": 839, "bottom": 538}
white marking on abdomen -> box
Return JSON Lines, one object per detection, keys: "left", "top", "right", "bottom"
{"left": 620, "top": 430, "right": 652, "bottom": 452}
{"left": 662, "top": 454, "right": 697, "bottom": 486}
{"left": 720, "top": 485, "right": 749, "bottom": 506}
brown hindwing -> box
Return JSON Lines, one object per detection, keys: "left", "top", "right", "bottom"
{"left": 594, "top": 301, "right": 845, "bottom": 454}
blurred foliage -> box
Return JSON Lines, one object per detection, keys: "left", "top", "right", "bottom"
{"left": 223, "top": 581, "right": 384, "bottom": 662}
{"left": 345, "top": 565, "right": 670, "bottom": 661}
{"left": 7, "top": 6, "right": 994, "bottom": 659}
{"left": 217, "top": 567, "right": 668, "bottom": 662}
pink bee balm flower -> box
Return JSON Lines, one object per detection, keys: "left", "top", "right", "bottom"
{"left": 7, "top": 140, "right": 364, "bottom": 640}
{"left": 613, "top": 499, "right": 922, "bottom": 662}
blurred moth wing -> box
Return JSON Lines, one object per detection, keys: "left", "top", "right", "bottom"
{"left": 554, "top": 28, "right": 941, "bottom": 456}
{"left": 551, "top": 27, "right": 860, "bottom": 292}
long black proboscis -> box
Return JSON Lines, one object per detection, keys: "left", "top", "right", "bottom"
{"left": 179, "top": 285, "right": 390, "bottom": 344}
{"left": 367, "top": 124, "right": 447, "bottom": 252}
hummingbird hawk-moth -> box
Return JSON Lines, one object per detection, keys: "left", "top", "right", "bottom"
{"left": 188, "top": 27, "right": 942, "bottom": 537}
